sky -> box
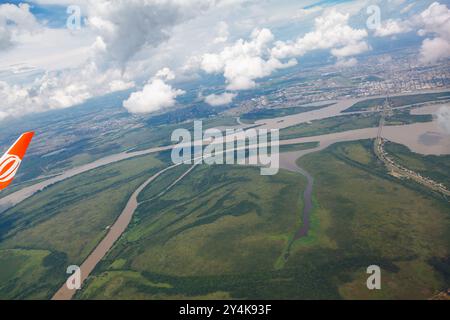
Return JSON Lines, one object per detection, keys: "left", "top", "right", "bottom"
{"left": 0, "top": 0, "right": 449, "bottom": 120}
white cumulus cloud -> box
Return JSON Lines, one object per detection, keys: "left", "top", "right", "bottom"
{"left": 374, "top": 19, "right": 412, "bottom": 37}
{"left": 271, "top": 9, "right": 369, "bottom": 60}
{"left": 0, "top": 64, "right": 135, "bottom": 118}
{"left": 123, "top": 68, "right": 185, "bottom": 114}
{"left": 417, "top": 2, "right": 450, "bottom": 63}
{"left": 373, "top": 2, "right": 450, "bottom": 63}
{"left": 201, "top": 28, "right": 297, "bottom": 90}
{"left": 420, "top": 37, "right": 450, "bottom": 63}
{"left": 335, "top": 57, "right": 358, "bottom": 68}
{"left": 0, "top": 3, "right": 40, "bottom": 51}
{"left": 86, "top": 0, "right": 216, "bottom": 69}
{"left": 204, "top": 92, "right": 236, "bottom": 106}
{"left": 0, "top": 0, "right": 218, "bottom": 119}
{"left": 155, "top": 67, "right": 176, "bottom": 81}
{"left": 3, "top": 0, "right": 449, "bottom": 121}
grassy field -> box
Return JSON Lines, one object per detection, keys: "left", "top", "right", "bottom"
{"left": 78, "top": 165, "right": 307, "bottom": 299}
{"left": 296, "top": 140, "right": 450, "bottom": 299}
{"left": 80, "top": 140, "right": 449, "bottom": 300}
{"left": 384, "top": 109, "right": 432, "bottom": 125}
{"left": 279, "top": 142, "right": 319, "bottom": 153}
{"left": 0, "top": 153, "right": 168, "bottom": 299}
{"left": 0, "top": 249, "right": 58, "bottom": 299}
{"left": 114, "top": 116, "right": 239, "bottom": 153}
{"left": 344, "top": 91, "right": 450, "bottom": 113}
{"left": 240, "top": 104, "right": 334, "bottom": 124}
{"left": 280, "top": 113, "right": 380, "bottom": 140}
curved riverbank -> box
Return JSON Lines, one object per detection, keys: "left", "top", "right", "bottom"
{"left": 294, "top": 166, "right": 314, "bottom": 240}
{"left": 52, "top": 163, "right": 184, "bottom": 300}
{"left": 279, "top": 149, "right": 318, "bottom": 260}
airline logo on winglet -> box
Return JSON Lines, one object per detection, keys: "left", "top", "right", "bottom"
{"left": 0, "top": 132, "right": 34, "bottom": 191}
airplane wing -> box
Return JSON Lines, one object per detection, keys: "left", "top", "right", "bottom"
{"left": 0, "top": 132, "right": 34, "bottom": 191}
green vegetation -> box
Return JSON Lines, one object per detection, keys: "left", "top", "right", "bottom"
{"left": 344, "top": 91, "right": 450, "bottom": 113}
{"left": 0, "top": 153, "right": 168, "bottom": 299}
{"left": 81, "top": 140, "right": 449, "bottom": 300}
{"left": 202, "top": 116, "right": 239, "bottom": 128}
{"left": 0, "top": 249, "right": 60, "bottom": 299}
{"left": 279, "top": 142, "right": 319, "bottom": 153}
{"left": 240, "top": 104, "right": 334, "bottom": 124}
{"left": 78, "top": 165, "right": 307, "bottom": 299}
{"left": 118, "top": 116, "right": 238, "bottom": 153}
{"left": 280, "top": 113, "right": 380, "bottom": 140}
{"left": 137, "top": 164, "right": 192, "bottom": 202}
{"left": 296, "top": 140, "right": 449, "bottom": 299}
{"left": 95, "top": 122, "right": 191, "bottom": 153}
{"left": 385, "top": 109, "right": 433, "bottom": 125}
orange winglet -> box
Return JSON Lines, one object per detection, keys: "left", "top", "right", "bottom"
{"left": 0, "top": 132, "right": 34, "bottom": 191}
